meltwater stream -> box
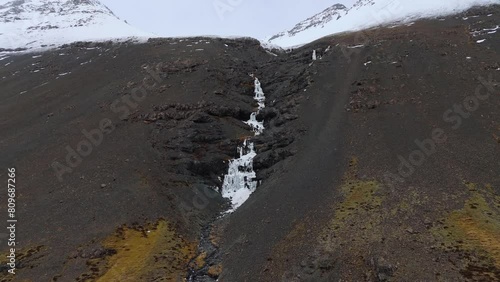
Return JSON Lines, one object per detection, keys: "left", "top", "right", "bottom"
{"left": 187, "top": 78, "right": 266, "bottom": 281}
{"left": 221, "top": 77, "right": 266, "bottom": 212}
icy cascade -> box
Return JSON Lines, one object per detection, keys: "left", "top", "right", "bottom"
{"left": 221, "top": 78, "right": 266, "bottom": 212}
{"left": 244, "top": 78, "right": 266, "bottom": 135}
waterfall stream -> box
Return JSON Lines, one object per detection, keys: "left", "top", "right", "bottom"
{"left": 221, "top": 77, "right": 266, "bottom": 212}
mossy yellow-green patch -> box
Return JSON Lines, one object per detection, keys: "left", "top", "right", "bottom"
{"left": 320, "top": 157, "right": 384, "bottom": 249}
{"left": 334, "top": 157, "right": 382, "bottom": 223}
{"left": 433, "top": 182, "right": 500, "bottom": 269}
{"left": 0, "top": 245, "right": 45, "bottom": 281}
{"left": 84, "top": 220, "right": 196, "bottom": 282}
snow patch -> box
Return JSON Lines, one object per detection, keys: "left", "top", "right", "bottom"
{"left": 471, "top": 25, "right": 499, "bottom": 36}
{"left": 348, "top": 44, "right": 365, "bottom": 49}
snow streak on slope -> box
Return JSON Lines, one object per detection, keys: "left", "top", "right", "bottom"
{"left": 0, "top": 0, "right": 153, "bottom": 51}
{"left": 221, "top": 78, "right": 266, "bottom": 212}
{"left": 268, "top": 0, "right": 499, "bottom": 47}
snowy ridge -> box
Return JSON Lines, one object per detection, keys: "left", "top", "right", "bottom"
{"left": 267, "top": 0, "right": 499, "bottom": 47}
{"left": 0, "top": 0, "right": 153, "bottom": 52}
{"left": 221, "top": 78, "right": 266, "bottom": 212}
{"left": 268, "top": 3, "right": 348, "bottom": 42}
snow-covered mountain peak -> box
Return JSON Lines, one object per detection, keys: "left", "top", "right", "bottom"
{"left": 0, "top": 0, "right": 153, "bottom": 52}
{"left": 1, "top": 0, "right": 115, "bottom": 20}
{"left": 267, "top": 0, "right": 499, "bottom": 47}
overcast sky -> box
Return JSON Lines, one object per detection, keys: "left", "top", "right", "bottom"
{"left": 101, "top": 0, "right": 357, "bottom": 39}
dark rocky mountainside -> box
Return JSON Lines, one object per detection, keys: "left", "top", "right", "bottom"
{"left": 0, "top": 4, "right": 499, "bottom": 282}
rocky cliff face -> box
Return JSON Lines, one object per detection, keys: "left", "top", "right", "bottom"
{"left": 0, "top": 0, "right": 152, "bottom": 51}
